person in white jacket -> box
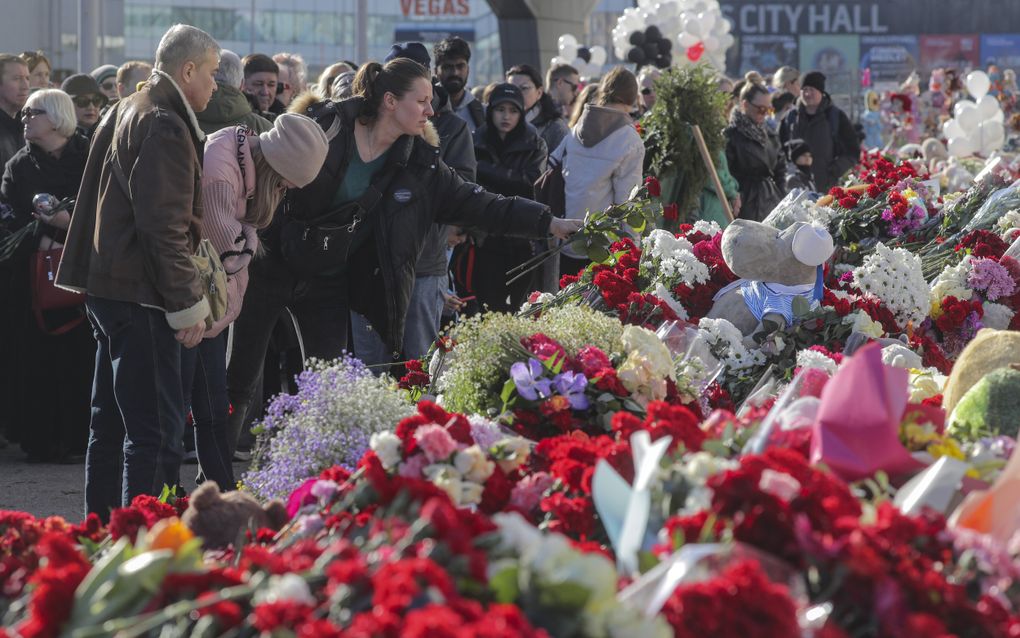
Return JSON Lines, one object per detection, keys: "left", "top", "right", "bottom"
{"left": 553, "top": 66, "right": 645, "bottom": 278}
{"left": 181, "top": 114, "right": 327, "bottom": 489}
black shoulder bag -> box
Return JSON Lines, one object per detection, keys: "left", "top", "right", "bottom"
{"left": 280, "top": 167, "right": 398, "bottom": 278}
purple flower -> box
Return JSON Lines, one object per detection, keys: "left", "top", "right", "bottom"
{"left": 553, "top": 371, "right": 589, "bottom": 410}
{"left": 968, "top": 258, "right": 1016, "bottom": 301}
{"left": 881, "top": 208, "right": 895, "bottom": 222}
{"left": 510, "top": 358, "right": 551, "bottom": 401}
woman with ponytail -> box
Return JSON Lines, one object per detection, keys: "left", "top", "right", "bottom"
{"left": 226, "top": 57, "right": 580, "bottom": 455}
{"left": 185, "top": 113, "right": 328, "bottom": 486}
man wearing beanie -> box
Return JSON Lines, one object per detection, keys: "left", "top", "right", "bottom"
{"left": 779, "top": 70, "right": 860, "bottom": 192}
{"left": 350, "top": 42, "right": 477, "bottom": 370}
{"left": 91, "top": 64, "right": 119, "bottom": 102}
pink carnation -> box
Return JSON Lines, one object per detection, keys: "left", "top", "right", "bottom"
{"left": 413, "top": 424, "right": 458, "bottom": 463}
{"left": 509, "top": 471, "right": 555, "bottom": 512}
{"left": 968, "top": 258, "right": 1016, "bottom": 301}
{"left": 397, "top": 453, "right": 430, "bottom": 478}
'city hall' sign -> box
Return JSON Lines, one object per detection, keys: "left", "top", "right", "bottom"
{"left": 722, "top": 3, "right": 888, "bottom": 35}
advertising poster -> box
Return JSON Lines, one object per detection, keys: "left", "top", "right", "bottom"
{"left": 919, "top": 34, "right": 980, "bottom": 77}
{"left": 980, "top": 34, "right": 1020, "bottom": 69}
{"left": 738, "top": 35, "right": 798, "bottom": 75}
{"left": 860, "top": 35, "right": 919, "bottom": 91}
{"left": 800, "top": 35, "right": 860, "bottom": 98}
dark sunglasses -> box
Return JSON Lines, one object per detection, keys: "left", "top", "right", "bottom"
{"left": 73, "top": 95, "right": 105, "bottom": 108}
{"left": 276, "top": 82, "right": 291, "bottom": 95}
{"left": 21, "top": 107, "right": 46, "bottom": 119}
{"left": 641, "top": 87, "right": 653, "bottom": 95}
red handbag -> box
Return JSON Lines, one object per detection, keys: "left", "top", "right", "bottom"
{"left": 30, "top": 246, "right": 85, "bottom": 335}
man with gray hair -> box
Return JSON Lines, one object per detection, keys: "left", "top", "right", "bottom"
{"left": 272, "top": 52, "right": 306, "bottom": 108}
{"left": 58, "top": 24, "right": 221, "bottom": 520}
{"left": 197, "top": 48, "right": 271, "bottom": 135}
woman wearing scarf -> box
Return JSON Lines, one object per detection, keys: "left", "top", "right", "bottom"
{"left": 724, "top": 82, "right": 786, "bottom": 222}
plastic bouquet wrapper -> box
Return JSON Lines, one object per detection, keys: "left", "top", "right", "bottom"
{"left": 617, "top": 541, "right": 829, "bottom": 632}
{"left": 655, "top": 320, "right": 724, "bottom": 416}
{"left": 950, "top": 431, "right": 1020, "bottom": 542}
{"left": 761, "top": 189, "right": 824, "bottom": 230}
{"left": 894, "top": 455, "right": 971, "bottom": 516}
{"left": 960, "top": 178, "right": 1020, "bottom": 236}
{"left": 810, "top": 343, "right": 925, "bottom": 481}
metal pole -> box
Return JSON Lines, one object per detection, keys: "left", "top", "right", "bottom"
{"left": 356, "top": 0, "right": 368, "bottom": 64}
{"left": 250, "top": 0, "right": 256, "bottom": 55}
{"left": 78, "top": 0, "right": 100, "bottom": 73}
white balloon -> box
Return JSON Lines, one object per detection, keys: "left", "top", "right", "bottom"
{"left": 943, "top": 118, "right": 965, "bottom": 139}
{"left": 615, "top": 46, "right": 628, "bottom": 60}
{"left": 685, "top": 16, "right": 703, "bottom": 37}
{"left": 957, "top": 102, "right": 981, "bottom": 132}
{"left": 679, "top": 31, "right": 699, "bottom": 48}
{"left": 698, "top": 11, "right": 716, "bottom": 33}
{"left": 947, "top": 136, "right": 975, "bottom": 158}
{"left": 589, "top": 45, "right": 608, "bottom": 67}
{"left": 559, "top": 43, "right": 578, "bottom": 61}
{"left": 558, "top": 34, "right": 578, "bottom": 50}
{"left": 550, "top": 56, "right": 568, "bottom": 68}
{"left": 718, "top": 33, "right": 735, "bottom": 50}
{"left": 703, "top": 35, "right": 720, "bottom": 52}
{"left": 979, "top": 119, "right": 1006, "bottom": 150}
{"left": 993, "top": 109, "right": 1006, "bottom": 123}
{"left": 657, "top": 2, "right": 677, "bottom": 18}
{"left": 717, "top": 17, "right": 732, "bottom": 34}
{"left": 965, "top": 70, "right": 991, "bottom": 100}
{"left": 977, "top": 94, "right": 999, "bottom": 120}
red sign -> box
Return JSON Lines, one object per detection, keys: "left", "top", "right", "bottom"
{"left": 919, "top": 34, "right": 980, "bottom": 76}
{"left": 400, "top": 0, "right": 470, "bottom": 18}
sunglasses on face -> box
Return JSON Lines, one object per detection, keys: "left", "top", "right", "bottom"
{"left": 641, "top": 87, "right": 653, "bottom": 96}
{"left": 276, "top": 82, "right": 291, "bottom": 95}
{"left": 73, "top": 95, "right": 104, "bottom": 108}
{"left": 749, "top": 103, "right": 771, "bottom": 115}
{"left": 21, "top": 107, "right": 45, "bottom": 119}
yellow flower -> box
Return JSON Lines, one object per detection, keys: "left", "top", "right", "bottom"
{"left": 902, "top": 188, "right": 918, "bottom": 201}
{"left": 146, "top": 518, "right": 194, "bottom": 554}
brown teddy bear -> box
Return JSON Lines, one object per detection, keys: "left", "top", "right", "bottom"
{"left": 708, "top": 219, "right": 834, "bottom": 336}
{"left": 182, "top": 482, "right": 290, "bottom": 549}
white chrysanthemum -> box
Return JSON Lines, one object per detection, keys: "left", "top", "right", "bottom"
{"left": 795, "top": 349, "right": 839, "bottom": 375}
{"left": 692, "top": 220, "right": 722, "bottom": 236}
{"left": 995, "top": 209, "right": 1020, "bottom": 241}
{"left": 642, "top": 230, "right": 709, "bottom": 287}
{"left": 643, "top": 229, "right": 694, "bottom": 261}
{"left": 983, "top": 301, "right": 1015, "bottom": 330}
{"left": 697, "top": 317, "right": 766, "bottom": 371}
{"left": 852, "top": 243, "right": 930, "bottom": 328}
{"left": 931, "top": 255, "right": 974, "bottom": 301}
{"left": 653, "top": 282, "right": 690, "bottom": 321}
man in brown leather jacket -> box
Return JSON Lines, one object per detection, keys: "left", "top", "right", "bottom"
{"left": 57, "top": 24, "right": 220, "bottom": 520}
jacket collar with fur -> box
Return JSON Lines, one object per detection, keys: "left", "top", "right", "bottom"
{"left": 151, "top": 69, "right": 205, "bottom": 143}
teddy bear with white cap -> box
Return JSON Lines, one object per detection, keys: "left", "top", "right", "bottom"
{"left": 707, "top": 219, "right": 835, "bottom": 336}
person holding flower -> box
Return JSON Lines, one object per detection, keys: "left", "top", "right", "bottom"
{"left": 185, "top": 112, "right": 328, "bottom": 489}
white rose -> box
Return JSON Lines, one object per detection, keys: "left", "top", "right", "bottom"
{"left": 370, "top": 431, "right": 402, "bottom": 470}
{"left": 453, "top": 445, "right": 495, "bottom": 483}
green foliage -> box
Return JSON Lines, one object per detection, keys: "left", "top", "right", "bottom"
{"left": 641, "top": 64, "right": 728, "bottom": 220}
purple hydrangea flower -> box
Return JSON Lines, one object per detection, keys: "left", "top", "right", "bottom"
{"left": 968, "top": 258, "right": 1016, "bottom": 301}
{"left": 510, "top": 358, "right": 552, "bottom": 401}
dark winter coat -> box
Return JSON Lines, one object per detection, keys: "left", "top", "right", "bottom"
{"left": 1, "top": 133, "right": 90, "bottom": 241}
{"left": 725, "top": 116, "right": 787, "bottom": 222}
{"left": 285, "top": 95, "right": 552, "bottom": 352}
{"left": 57, "top": 70, "right": 209, "bottom": 331}
{"left": 779, "top": 95, "right": 860, "bottom": 193}
{"left": 528, "top": 93, "right": 569, "bottom": 157}
{"left": 198, "top": 82, "right": 273, "bottom": 136}
{"left": 785, "top": 163, "right": 817, "bottom": 192}
{"left": 0, "top": 108, "right": 24, "bottom": 174}
{"left": 415, "top": 83, "right": 478, "bottom": 278}
{"left": 474, "top": 122, "right": 548, "bottom": 198}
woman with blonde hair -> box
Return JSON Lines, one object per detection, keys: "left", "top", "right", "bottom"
{"left": 183, "top": 113, "right": 328, "bottom": 488}
{"left": 568, "top": 83, "right": 598, "bottom": 128}
{"left": 1, "top": 88, "right": 91, "bottom": 462}
{"left": 772, "top": 66, "right": 800, "bottom": 94}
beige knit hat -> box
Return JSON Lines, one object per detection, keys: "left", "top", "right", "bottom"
{"left": 258, "top": 113, "right": 329, "bottom": 188}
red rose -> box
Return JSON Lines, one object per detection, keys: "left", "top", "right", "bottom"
{"left": 662, "top": 202, "right": 679, "bottom": 221}
{"left": 644, "top": 176, "right": 662, "bottom": 197}
{"left": 252, "top": 601, "right": 316, "bottom": 632}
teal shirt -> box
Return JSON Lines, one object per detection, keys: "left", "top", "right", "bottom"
{"left": 324, "top": 149, "right": 389, "bottom": 276}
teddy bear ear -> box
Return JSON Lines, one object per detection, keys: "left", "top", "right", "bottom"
{"left": 190, "top": 482, "right": 223, "bottom": 510}
{"left": 264, "top": 501, "right": 291, "bottom": 530}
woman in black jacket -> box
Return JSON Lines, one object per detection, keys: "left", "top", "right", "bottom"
{"left": 226, "top": 59, "right": 579, "bottom": 455}
{"left": 725, "top": 82, "right": 787, "bottom": 222}
{"left": 457, "top": 83, "right": 547, "bottom": 313}
{"left": 0, "top": 89, "right": 92, "bottom": 463}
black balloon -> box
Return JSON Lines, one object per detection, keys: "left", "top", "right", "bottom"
{"left": 655, "top": 53, "right": 672, "bottom": 69}
{"left": 659, "top": 38, "right": 673, "bottom": 53}
{"left": 577, "top": 46, "right": 591, "bottom": 63}
{"left": 644, "top": 25, "right": 662, "bottom": 42}
{"left": 643, "top": 42, "right": 659, "bottom": 59}
{"left": 628, "top": 31, "right": 645, "bottom": 46}
{"left": 627, "top": 46, "right": 647, "bottom": 64}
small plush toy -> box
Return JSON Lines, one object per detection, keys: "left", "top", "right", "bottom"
{"left": 861, "top": 91, "right": 884, "bottom": 150}
{"left": 708, "top": 220, "right": 834, "bottom": 336}
{"left": 182, "top": 482, "right": 290, "bottom": 549}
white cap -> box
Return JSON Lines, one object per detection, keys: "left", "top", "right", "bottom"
{"left": 792, "top": 224, "right": 834, "bottom": 266}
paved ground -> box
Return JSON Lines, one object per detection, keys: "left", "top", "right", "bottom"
{"left": 0, "top": 443, "right": 248, "bottom": 522}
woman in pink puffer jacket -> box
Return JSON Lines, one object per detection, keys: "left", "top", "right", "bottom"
{"left": 181, "top": 113, "right": 328, "bottom": 490}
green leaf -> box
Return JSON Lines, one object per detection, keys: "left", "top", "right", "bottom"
{"left": 638, "top": 551, "right": 661, "bottom": 574}
{"left": 537, "top": 581, "right": 591, "bottom": 611}
{"left": 490, "top": 566, "right": 520, "bottom": 604}
{"left": 499, "top": 379, "right": 517, "bottom": 408}
{"left": 587, "top": 244, "right": 611, "bottom": 263}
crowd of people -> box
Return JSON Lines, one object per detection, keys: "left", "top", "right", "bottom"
{"left": 2, "top": 22, "right": 1014, "bottom": 520}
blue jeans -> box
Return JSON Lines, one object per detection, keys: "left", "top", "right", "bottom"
{"left": 181, "top": 332, "right": 234, "bottom": 491}
{"left": 351, "top": 273, "right": 445, "bottom": 370}
{"left": 84, "top": 296, "right": 186, "bottom": 520}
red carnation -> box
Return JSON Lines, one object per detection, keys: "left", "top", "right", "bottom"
{"left": 645, "top": 176, "right": 662, "bottom": 197}
{"left": 662, "top": 203, "right": 679, "bottom": 221}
